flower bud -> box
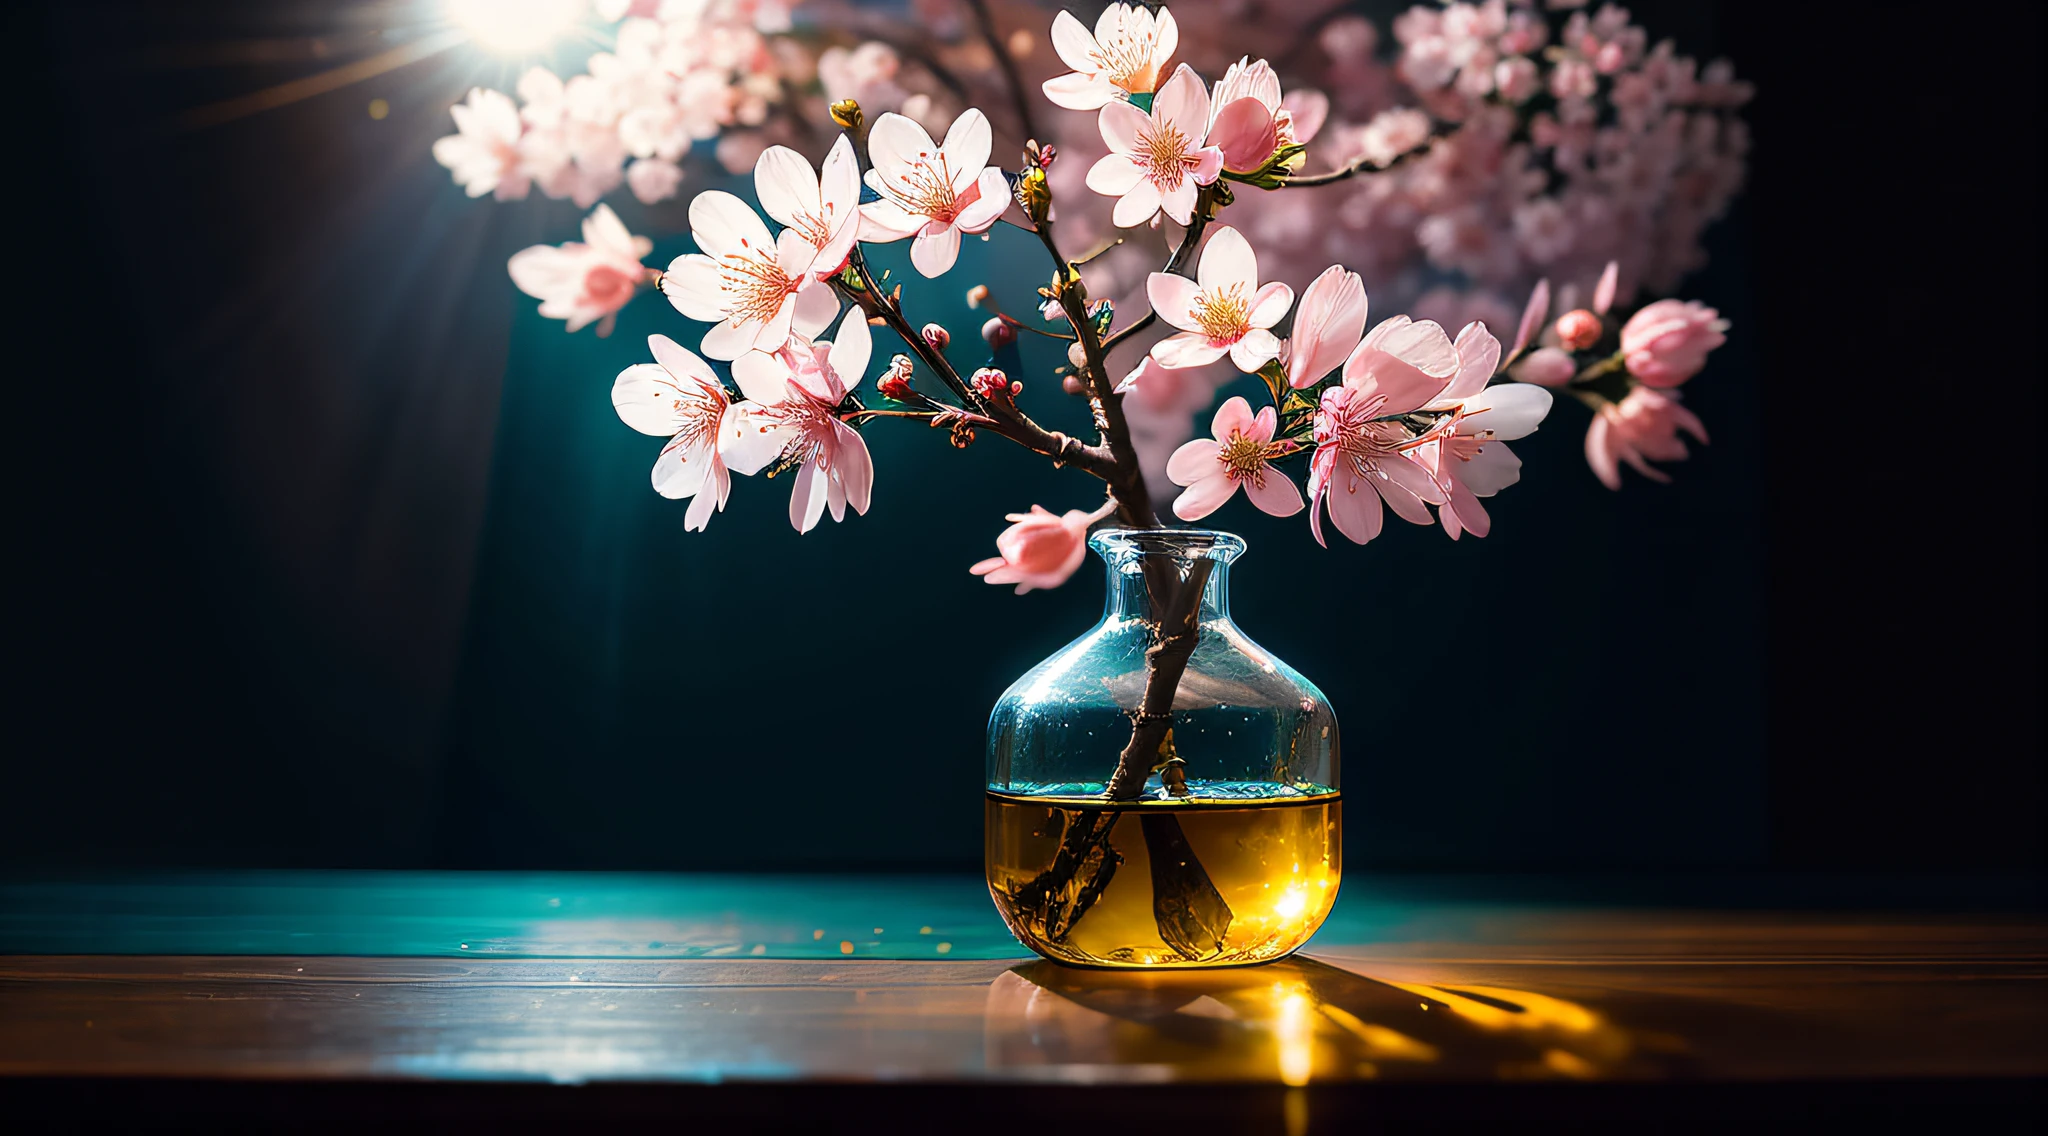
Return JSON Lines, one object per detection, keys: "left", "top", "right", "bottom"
{"left": 829, "top": 99, "right": 863, "bottom": 132}
{"left": 1554, "top": 308, "right": 1603, "bottom": 351}
{"left": 982, "top": 317, "right": 1017, "bottom": 349}
{"left": 1620, "top": 300, "right": 1728, "bottom": 388}
{"left": 971, "top": 366, "right": 1022, "bottom": 403}
{"left": 1513, "top": 346, "right": 1578, "bottom": 387}
{"left": 1066, "top": 342, "right": 1088, "bottom": 370}
{"left": 965, "top": 285, "right": 991, "bottom": 309}
{"left": 920, "top": 323, "right": 950, "bottom": 351}
{"left": 1016, "top": 166, "right": 1052, "bottom": 225}
{"left": 877, "top": 354, "right": 916, "bottom": 401}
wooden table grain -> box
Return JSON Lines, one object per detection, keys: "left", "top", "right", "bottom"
{"left": 1, "top": 873, "right": 2041, "bottom": 1131}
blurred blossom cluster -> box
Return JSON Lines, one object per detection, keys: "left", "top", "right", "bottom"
{"left": 435, "top": 0, "right": 801, "bottom": 207}
{"left": 436, "top": 0, "right": 1747, "bottom": 536}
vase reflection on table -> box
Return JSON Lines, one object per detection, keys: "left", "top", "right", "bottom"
{"left": 985, "top": 529, "right": 1340, "bottom": 968}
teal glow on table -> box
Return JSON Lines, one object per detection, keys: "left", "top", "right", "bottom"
{"left": 1, "top": 872, "right": 2042, "bottom": 1131}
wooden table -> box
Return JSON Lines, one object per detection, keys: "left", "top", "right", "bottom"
{"left": 2, "top": 873, "right": 2041, "bottom": 1131}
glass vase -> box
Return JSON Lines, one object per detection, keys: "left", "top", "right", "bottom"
{"left": 984, "top": 529, "right": 1341, "bottom": 968}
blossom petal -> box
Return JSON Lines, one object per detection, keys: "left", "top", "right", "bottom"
{"left": 1211, "top": 395, "right": 1255, "bottom": 441}
{"left": 1511, "top": 279, "right": 1550, "bottom": 357}
{"left": 1150, "top": 331, "right": 1229, "bottom": 369}
{"left": 1210, "top": 96, "right": 1277, "bottom": 172}
{"left": 833, "top": 421, "right": 873, "bottom": 515}
{"left": 909, "top": 224, "right": 962, "bottom": 277}
{"left": 1459, "top": 383, "right": 1552, "bottom": 440}
{"left": 1098, "top": 98, "right": 1151, "bottom": 155}
{"left": 940, "top": 109, "right": 992, "bottom": 194}
{"left": 730, "top": 350, "right": 789, "bottom": 405}
{"left": 827, "top": 306, "right": 872, "bottom": 389}
{"left": 1166, "top": 438, "right": 1222, "bottom": 486}
{"left": 787, "top": 284, "right": 836, "bottom": 341}
{"left": 1286, "top": 267, "right": 1367, "bottom": 389}
{"left": 648, "top": 333, "right": 719, "bottom": 392}
{"left": 683, "top": 475, "right": 720, "bottom": 531}
{"left": 1197, "top": 225, "right": 1257, "bottom": 292}
{"left": 1172, "top": 473, "right": 1239, "bottom": 521}
{"left": 1048, "top": 9, "right": 1098, "bottom": 74}
{"left": 1146, "top": 272, "right": 1201, "bottom": 331}
{"left": 1592, "top": 260, "right": 1619, "bottom": 314}
{"left": 1327, "top": 469, "right": 1384, "bottom": 544}
{"left": 1043, "top": 71, "right": 1117, "bottom": 110}
{"left": 953, "top": 168, "right": 1012, "bottom": 232}
{"left": 1153, "top": 64, "right": 1210, "bottom": 137}
{"left": 1440, "top": 321, "right": 1502, "bottom": 402}
{"left": 1460, "top": 440, "right": 1523, "bottom": 496}
{"left": 1247, "top": 281, "right": 1294, "bottom": 328}
{"left": 613, "top": 363, "right": 689, "bottom": 436}
{"left": 688, "top": 190, "right": 773, "bottom": 258}
{"left": 789, "top": 459, "right": 828, "bottom": 533}
{"left": 722, "top": 401, "right": 795, "bottom": 475}
{"left": 866, "top": 112, "right": 938, "bottom": 183}
{"left": 1087, "top": 152, "right": 1144, "bottom": 196}
{"left": 1112, "top": 180, "right": 1163, "bottom": 227}
{"left": 660, "top": 254, "right": 727, "bottom": 321}
{"left": 1243, "top": 467, "right": 1303, "bottom": 517}
{"left": 1229, "top": 328, "right": 1282, "bottom": 372}
{"left": 1161, "top": 179, "right": 1200, "bottom": 225}
{"left": 652, "top": 434, "right": 713, "bottom": 500}
{"left": 752, "top": 145, "right": 820, "bottom": 231}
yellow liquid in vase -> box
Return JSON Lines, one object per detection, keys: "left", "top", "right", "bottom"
{"left": 986, "top": 790, "right": 1342, "bottom": 968}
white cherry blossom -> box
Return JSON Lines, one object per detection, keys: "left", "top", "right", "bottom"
{"left": 1085, "top": 65, "right": 1225, "bottom": 227}
{"left": 1042, "top": 3, "right": 1179, "bottom": 110}
{"left": 612, "top": 334, "right": 735, "bottom": 531}
{"left": 506, "top": 204, "right": 652, "bottom": 336}
{"left": 858, "top": 109, "right": 1012, "bottom": 278}
{"left": 1145, "top": 226, "right": 1293, "bottom": 372}
{"left": 721, "top": 309, "right": 876, "bottom": 533}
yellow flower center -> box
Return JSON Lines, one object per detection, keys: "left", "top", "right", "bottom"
{"left": 1092, "top": 28, "right": 1161, "bottom": 91}
{"left": 1191, "top": 283, "right": 1250, "bottom": 342}
{"left": 1140, "top": 122, "right": 1193, "bottom": 187}
{"left": 1218, "top": 430, "right": 1269, "bottom": 488}
{"left": 720, "top": 242, "right": 795, "bottom": 325}
{"left": 883, "top": 153, "right": 959, "bottom": 222}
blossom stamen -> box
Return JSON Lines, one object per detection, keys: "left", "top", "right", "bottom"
{"left": 719, "top": 243, "right": 796, "bottom": 326}
{"left": 1190, "top": 284, "right": 1250, "bottom": 342}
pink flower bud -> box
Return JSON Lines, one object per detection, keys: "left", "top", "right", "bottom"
{"left": 966, "top": 285, "right": 991, "bottom": 309}
{"left": 1513, "top": 346, "right": 1578, "bottom": 387}
{"left": 967, "top": 505, "right": 1099, "bottom": 595}
{"left": 971, "top": 366, "right": 1020, "bottom": 403}
{"left": 877, "top": 354, "right": 915, "bottom": 401}
{"left": 1554, "top": 308, "right": 1603, "bottom": 351}
{"left": 982, "top": 317, "right": 1017, "bottom": 349}
{"left": 1620, "top": 299, "right": 1728, "bottom": 388}
{"left": 921, "top": 323, "right": 950, "bottom": 350}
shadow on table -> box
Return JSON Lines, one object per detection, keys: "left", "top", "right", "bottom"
{"left": 984, "top": 957, "right": 1693, "bottom": 1082}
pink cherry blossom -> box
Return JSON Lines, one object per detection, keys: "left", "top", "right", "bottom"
{"left": 612, "top": 334, "right": 735, "bottom": 531}
{"left": 661, "top": 187, "right": 840, "bottom": 361}
{"left": 1145, "top": 226, "right": 1293, "bottom": 372}
{"left": 1086, "top": 64, "right": 1226, "bottom": 227}
{"left": 1355, "top": 107, "right": 1431, "bottom": 167}
{"left": 721, "top": 308, "right": 876, "bottom": 533}
{"left": 1418, "top": 323, "right": 1553, "bottom": 539}
{"left": 1584, "top": 386, "right": 1709, "bottom": 489}
{"left": 1283, "top": 266, "right": 1368, "bottom": 389}
{"left": 969, "top": 500, "right": 1117, "bottom": 594}
{"left": 507, "top": 204, "right": 653, "bottom": 336}
{"left": 1620, "top": 299, "right": 1728, "bottom": 388}
{"left": 1166, "top": 396, "right": 1303, "bottom": 520}
{"left": 1206, "top": 57, "right": 1323, "bottom": 174}
{"left": 625, "top": 157, "right": 684, "bottom": 204}
{"left": 1042, "top": 3, "right": 1180, "bottom": 111}
{"left": 754, "top": 135, "right": 862, "bottom": 280}
{"left": 858, "top": 109, "right": 1012, "bottom": 277}
{"left": 433, "top": 88, "right": 529, "bottom": 200}
{"left": 1304, "top": 315, "right": 1462, "bottom": 546}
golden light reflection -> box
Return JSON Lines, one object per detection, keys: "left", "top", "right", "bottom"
{"left": 986, "top": 958, "right": 1680, "bottom": 1083}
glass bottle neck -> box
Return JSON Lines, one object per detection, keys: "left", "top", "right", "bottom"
{"left": 1102, "top": 556, "right": 1232, "bottom": 624}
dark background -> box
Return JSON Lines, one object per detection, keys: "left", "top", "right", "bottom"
{"left": 7, "top": 1, "right": 2038, "bottom": 879}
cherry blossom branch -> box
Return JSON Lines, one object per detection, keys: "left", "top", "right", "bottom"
{"left": 965, "top": 0, "right": 1041, "bottom": 149}
{"left": 1280, "top": 131, "right": 1450, "bottom": 187}
{"left": 839, "top": 249, "right": 1109, "bottom": 476}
